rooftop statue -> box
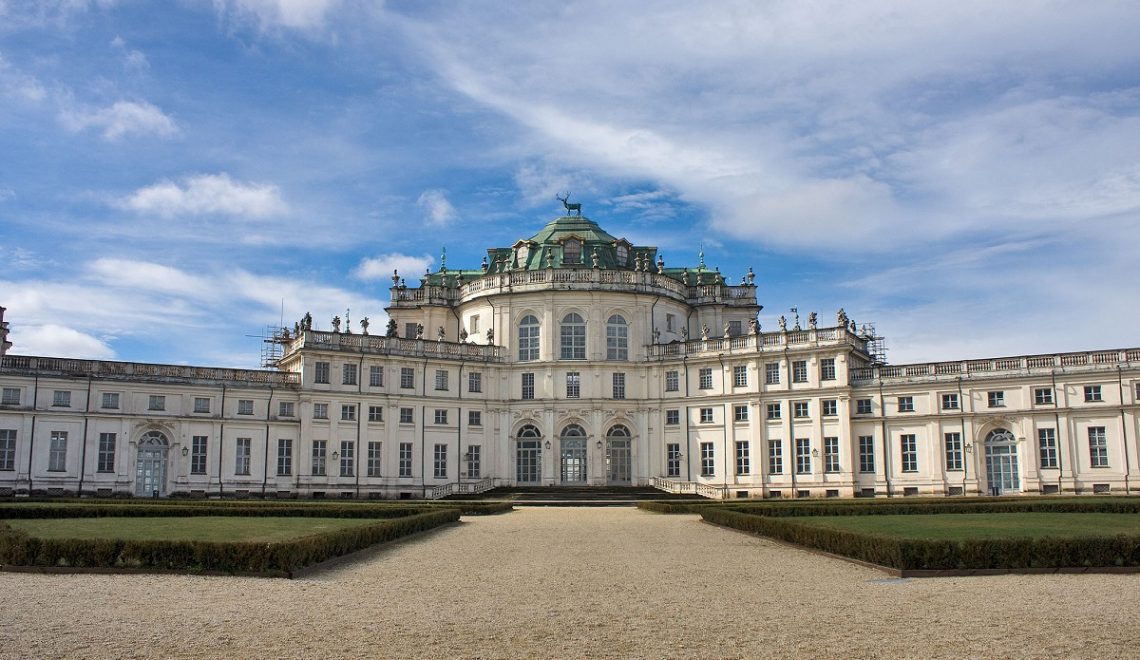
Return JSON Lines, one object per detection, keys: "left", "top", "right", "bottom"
{"left": 556, "top": 192, "right": 582, "bottom": 217}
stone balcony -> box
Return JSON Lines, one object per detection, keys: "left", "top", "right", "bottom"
{"left": 647, "top": 325, "right": 870, "bottom": 360}
{"left": 849, "top": 348, "right": 1140, "bottom": 385}
{"left": 279, "top": 330, "right": 506, "bottom": 363}
{"left": 0, "top": 355, "right": 300, "bottom": 387}
{"left": 389, "top": 267, "right": 758, "bottom": 308}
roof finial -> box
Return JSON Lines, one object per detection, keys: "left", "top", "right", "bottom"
{"left": 698, "top": 244, "right": 706, "bottom": 270}
{"left": 440, "top": 246, "right": 447, "bottom": 272}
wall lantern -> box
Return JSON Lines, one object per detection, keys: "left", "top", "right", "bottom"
{"left": 181, "top": 447, "right": 189, "bottom": 457}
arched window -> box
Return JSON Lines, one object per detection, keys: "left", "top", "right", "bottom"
{"left": 563, "top": 239, "right": 582, "bottom": 265}
{"left": 518, "top": 314, "right": 540, "bottom": 362}
{"left": 560, "top": 312, "right": 586, "bottom": 360}
{"left": 561, "top": 424, "right": 586, "bottom": 438}
{"left": 607, "top": 424, "right": 630, "bottom": 437}
{"left": 518, "top": 424, "right": 542, "bottom": 438}
{"left": 606, "top": 314, "right": 628, "bottom": 360}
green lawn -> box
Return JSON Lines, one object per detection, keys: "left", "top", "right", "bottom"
{"left": 4, "top": 517, "right": 380, "bottom": 543}
{"left": 794, "top": 512, "right": 1140, "bottom": 540}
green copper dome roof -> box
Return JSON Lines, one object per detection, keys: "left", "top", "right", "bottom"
{"left": 527, "top": 215, "right": 618, "bottom": 245}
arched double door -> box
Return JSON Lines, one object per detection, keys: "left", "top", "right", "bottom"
{"left": 134, "top": 430, "right": 169, "bottom": 497}
{"left": 515, "top": 425, "right": 542, "bottom": 484}
{"left": 984, "top": 428, "right": 1020, "bottom": 495}
{"left": 605, "top": 425, "right": 632, "bottom": 485}
{"left": 560, "top": 425, "right": 588, "bottom": 483}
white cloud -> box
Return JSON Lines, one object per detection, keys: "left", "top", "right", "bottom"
{"left": 116, "top": 173, "right": 288, "bottom": 218}
{"left": 354, "top": 253, "right": 434, "bottom": 282}
{"left": 0, "top": 54, "right": 46, "bottom": 103}
{"left": 86, "top": 258, "right": 212, "bottom": 298}
{"left": 110, "top": 35, "right": 149, "bottom": 71}
{"left": 415, "top": 189, "right": 458, "bottom": 227}
{"left": 61, "top": 100, "right": 177, "bottom": 140}
{"left": 213, "top": 0, "right": 343, "bottom": 32}
{"left": 8, "top": 324, "right": 115, "bottom": 359}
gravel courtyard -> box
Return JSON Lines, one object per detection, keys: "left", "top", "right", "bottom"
{"left": 2, "top": 507, "right": 1139, "bottom": 659}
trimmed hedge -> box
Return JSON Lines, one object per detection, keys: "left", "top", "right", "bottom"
{"left": 0, "top": 503, "right": 512, "bottom": 520}
{"left": 636, "top": 501, "right": 715, "bottom": 514}
{"left": 701, "top": 508, "right": 1140, "bottom": 570}
{"left": 0, "top": 509, "right": 459, "bottom": 576}
{"left": 722, "top": 497, "right": 1140, "bottom": 517}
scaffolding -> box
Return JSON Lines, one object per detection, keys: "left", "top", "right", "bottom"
{"left": 857, "top": 322, "right": 888, "bottom": 365}
{"left": 258, "top": 325, "right": 289, "bottom": 368}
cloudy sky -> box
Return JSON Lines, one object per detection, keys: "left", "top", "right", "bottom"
{"left": 2, "top": 0, "right": 1138, "bottom": 367}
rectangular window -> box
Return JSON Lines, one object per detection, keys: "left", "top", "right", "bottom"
{"left": 343, "top": 363, "right": 357, "bottom": 386}
{"left": 466, "top": 445, "right": 481, "bottom": 478}
{"left": 1, "top": 388, "right": 19, "bottom": 405}
{"left": 468, "top": 410, "right": 482, "bottom": 427}
{"left": 987, "top": 391, "right": 1005, "bottom": 408}
{"left": 100, "top": 392, "right": 119, "bottom": 409}
{"left": 1038, "top": 428, "right": 1058, "bottom": 469}
{"left": 665, "top": 410, "right": 679, "bottom": 426}
{"left": 468, "top": 372, "right": 482, "bottom": 393}
{"left": 768, "top": 439, "right": 783, "bottom": 474}
{"left": 666, "top": 313, "right": 676, "bottom": 333}
{"left": 400, "top": 367, "right": 414, "bottom": 389}
{"left": 566, "top": 372, "right": 580, "bottom": 399}
{"left": 699, "top": 407, "right": 714, "bottom": 423}
{"left": 399, "top": 442, "right": 413, "bottom": 477}
{"left": 341, "top": 404, "right": 356, "bottom": 421}
{"left": 1089, "top": 427, "right": 1109, "bottom": 467}
{"left": 666, "top": 443, "right": 681, "bottom": 477}
{"left": 238, "top": 399, "right": 254, "bottom": 415}
{"left": 735, "top": 441, "right": 750, "bottom": 475}
{"left": 194, "top": 397, "right": 210, "bottom": 413}
{"left": 698, "top": 368, "right": 713, "bottom": 390}
{"left": 48, "top": 431, "right": 68, "bottom": 471}
{"left": 97, "top": 433, "right": 116, "bottom": 473}
{"left": 824, "top": 436, "right": 839, "bottom": 473}
{"left": 858, "top": 435, "right": 875, "bottom": 473}
{"left": 522, "top": 372, "right": 535, "bottom": 400}
{"left": 367, "top": 441, "right": 382, "bottom": 477}
{"left": 733, "top": 365, "right": 747, "bottom": 388}
{"left": 340, "top": 440, "right": 355, "bottom": 477}
{"left": 941, "top": 393, "right": 959, "bottom": 410}
{"left": 665, "top": 370, "right": 679, "bottom": 392}
{"left": 900, "top": 434, "right": 918, "bottom": 472}
{"left": 765, "top": 363, "right": 780, "bottom": 385}
{"left": 897, "top": 396, "right": 914, "bottom": 413}
{"left": 279, "top": 401, "right": 294, "bottom": 417}
{"left": 311, "top": 440, "right": 327, "bottom": 476}
{"left": 52, "top": 390, "right": 71, "bottom": 407}
{"left": 399, "top": 408, "right": 413, "bottom": 424}
{"left": 191, "top": 436, "right": 208, "bottom": 475}
{"left": 793, "top": 401, "right": 809, "bottom": 418}
{"left": 0, "top": 429, "right": 16, "bottom": 471}
{"left": 148, "top": 395, "right": 165, "bottom": 411}
{"left": 1034, "top": 387, "right": 1054, "bottom": 405}
{"left": 1084, "top": 385, "right": 1103, "bottom": 402}
{"left": 235, "top": 437, "right": 251, "bottom": 475}
{"left": 612, "top": 372, "right": 626, "bottom": 400}
{"left": 734, "top": 404, "right": 748, "bottom": 422}
{"left": 792, "top": 361, "right": 808, "bottom": 383}
{"left": 795, "top": 438, "right": 811, "bottom": 475}
{"left": 435, "top": 369, "right": 449, "bottom": 391}
{"left": 368, "top": 405, "right": 383, "bottom": 422}
{"left": 405, "top": 322, "right": 418, "bottom": 339}
{"left": 856, "top": 399, "right": 873, "bottom": 415}
{"left": 821, "top": 399, "right": 837, "bottom": 417}
{"left": 766, "top": 403, "right": 781, "bottom": 420}
{"left": 433, "top": 444, "right": 447, "bottom": 478}
{"left": 315, "top": 361, "right": 330, "bottom": 384}
{"left": 700, "top": 442, "right": 715, "bottom": 477}
{"left": 470, "top": 315, "right": 480, "bottom": 334}
{"left": 313, "top": 403, "right": 328, "bottom": 419}
{"left": 944, "top": 432, "right": 963, "bottom": 471}
{"left": 434, "top": 409, "right": 448, "bottom": 425}
{"left": 369, "top": 365, "right": 384, "bottom": 387}
{"left": 277, "top": 438, "right": 292, "bottom": 476}
{"left": 820, "top": 358, "right": 836, "bottom": 381}
{"left": 729, "top": 320, "right": 742, "bottom": 337}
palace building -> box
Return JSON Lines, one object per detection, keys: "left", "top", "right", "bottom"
{"left": 1, "top": 213, "right": 1139, "bottom": 499}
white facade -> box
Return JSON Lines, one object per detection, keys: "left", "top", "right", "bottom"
{"left": 2, "top": 214, "right": 1139, "bottom": 499}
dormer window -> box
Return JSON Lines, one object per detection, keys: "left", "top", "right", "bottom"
{"left": 615, "top": 244, "right": 628, "bottom": 266}
{"left": 563, "top": 239, "right": 582, "bottom": 265}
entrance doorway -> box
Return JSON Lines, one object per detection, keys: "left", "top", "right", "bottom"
{"left": 516, "top": 424, "right": 542, "bottom": 484}
{"left": 135, "top": 430, "right": 169, "bottom": 497}
{"left": 560, "top": 424, "right": 587, "bottom": 483}
{"left": 984, "top": 428, "right": 1020, "bottom": 495}
{"left": 606, "top": 425, "right": 632, "bottom": 485}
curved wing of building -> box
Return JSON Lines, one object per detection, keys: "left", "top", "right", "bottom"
{"left": 1, "top": 212, "right": 1139, "bottom": 499}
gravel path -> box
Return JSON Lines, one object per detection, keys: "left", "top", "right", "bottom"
{"left": 2, "top": 507, "right": 1139, "bottom": 659}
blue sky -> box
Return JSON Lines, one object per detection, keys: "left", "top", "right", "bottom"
{"left": 2, "top": 0, "right": 1139, "bottom": 367}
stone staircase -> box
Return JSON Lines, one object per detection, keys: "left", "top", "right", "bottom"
{"left": 444, "top": 485, "right": 700, "bottom": 506}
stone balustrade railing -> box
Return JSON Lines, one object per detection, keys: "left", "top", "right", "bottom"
{"left": 849, "top": 348, "right": 1140, "bottom": 383}
{"left": 649, "top": 476, "right": 729, "bottom": 499}
{"left": 282, "top": 330, "right": 506, "bottom": 363}
{"left": 391, "top": 268, "right": 756, "bottom": 307}
{"left": 427, "top": 477, "right": 496, "bottom": 500}
{"left": 648, "top": 326, "right": 866, "bottom": 360}
{"left": 0, "top": 355, "right": 300, "bottom": 386}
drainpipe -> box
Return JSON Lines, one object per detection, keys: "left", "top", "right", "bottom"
{"left": 77, "top": 374, "right": 92, "bottom": 497}
{"left": 356, "top": 349, "right": 364, "bottom": 498}
{"left": 718, "top": 353, "right": 729, "bottom": 494}
{"left": 957, "top": 376, "right": 967, "bottom": 495}
{"left": 1051, "top": 370, "right": 1064, "bottom": 494}
{"left": 420, "top": 404, "right": 427, "bottom": 497}
{"left": 262, "top": 386, "right": 274, "bottom": 498}
{"left": 878, "top": 373, "right": 891, "bottom": 497}
{"left": 28, "top": 373, "right": 38, "bottom": 494}
{"left": 683, "top": 355, "right": 692, "bottom": 481}
{"left": 457, "top": 360, "right": 465, "bottom": 489}
{"left": 1119, "top": 366, "right": 1131, "bottom": 494}
{"left": 218, "top": 384, "right": 227, "bottom": 497}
